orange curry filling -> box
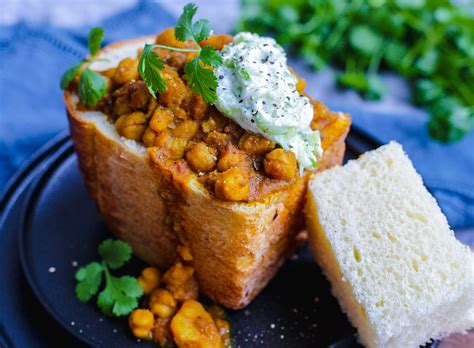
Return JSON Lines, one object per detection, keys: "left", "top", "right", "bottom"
{"left": 77, "top": 28, "right": 338, "bottom": 202}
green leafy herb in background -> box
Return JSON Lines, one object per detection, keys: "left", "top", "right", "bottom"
{"left": 75, "top": 239, "right": 143, "bottom": 316}
{"left": 236, "top": 0, "right": 474, "bottom": 142}
{"left": 139, "top": 3, "right": 223, "bottom": 103}
{"left": 60, "top": 27, "right": 107, "bottom": 107}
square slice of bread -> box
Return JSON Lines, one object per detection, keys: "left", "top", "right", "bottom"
{"left": 305, "top": 141, "right": 474, "bottom": 348}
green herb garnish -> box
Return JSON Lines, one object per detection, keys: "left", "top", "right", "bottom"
{"left": 138, "top": 3, "right": 223, "bottom": 103}
{"left": 75, "top": 239, "right": 143, "bottom": 317}
{"left": 237, "top": 0, "right": 474, "bottom": 142}
{"left": 60, "top": 27, "right": 107, "bottom": 107}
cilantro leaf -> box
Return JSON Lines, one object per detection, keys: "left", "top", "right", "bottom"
{"left": 415, "top": 49, "right": 439, "bottom": 75}
{"left": 193, "top": 19, "right": 213, "bottom": 42}
{"left": 199, "top": 45, "right": 222, "bottom": 67}
{"left": 88, "top": 27, "right": 104, "bottom": 56}
{"left": 185, "top": 57, "right": 218, "bottom": 104}
{"left": 78, "top": 67, "right": 107, "bottom": 106}
{"left": 138, "top": 44, "right": 166, "bottom": 98}
{"left": 98, "top": 275, "right": 143, "bottom": 317}
{"left": 175, "top": 4, "right": 212, "bottom": 43}
{"left": 99, "top": 239, "right": 132, "bottom": 270}
{"left": 175, "top": 3, "right": 198, "bottom": 41}
{"left": 349, "top": 25, "right": 382, "bottom": 56}
{"left": 60, "top": 62, "right": 82, "bottom": 90}
{"left": 140, "top": 4, "right": 222, "bottom": 103}
{"left": 428, "top": 97, "right": 474, "bottom": 142}
{"left": 75, "top": 262, "right": 103, "bottom": 302}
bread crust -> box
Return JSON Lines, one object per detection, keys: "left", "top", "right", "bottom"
{"left": 64, "top": 37, "right": 350, "bottom": 308}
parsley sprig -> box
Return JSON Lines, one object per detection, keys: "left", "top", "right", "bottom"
{"left": 138, "top": 3, "right": 223, "bottom": 103}
{"left": 75, "top": 239, "right": 143, "bottom": 317}
{"left": 237, "top": 0, "right": 474, "bottom": 142}
{"left": 61, "top": 27, "right": 108, "bottom": 107}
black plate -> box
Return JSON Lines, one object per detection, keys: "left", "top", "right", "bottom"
{"left": 12, "top": 128, "right": 438, "bottom": 347}
{"left": 0, "top": 132, "right": 84, "bottom": 348}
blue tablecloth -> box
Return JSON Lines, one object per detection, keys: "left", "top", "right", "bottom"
{"left": 1, "top": 0, "right": 473, "bottom": 231}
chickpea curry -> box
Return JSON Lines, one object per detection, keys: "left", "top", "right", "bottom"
{"left": 130, "top": 245, "right": 231, "bottom": 347}
{"left": 72, "top": 28, "right": 335, "bottom": 202}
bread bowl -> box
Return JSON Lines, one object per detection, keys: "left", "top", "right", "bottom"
{"left": 64, "top": 29, "right": 350, "bottom": 309}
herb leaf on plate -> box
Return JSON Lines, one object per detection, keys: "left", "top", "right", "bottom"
{"left": 97, "top": 274, "right": 143, "bottom": 317}
{"left": 99, "top": 239, "right": 132, "bottom": 270}
{"left": 74, "top": 239, "right": 143, "bottom": 317}
{"left": 75, "top": 262, "right": 103, "bottom": 302}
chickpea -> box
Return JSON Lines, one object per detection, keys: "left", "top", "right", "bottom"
{"left": 159, "top": 66, "right": 190, "bottom": 107}
{"left": 115, "top": 114, "right": 127, "bottom": 134}
{"left": 116, "top": 112, "right": 147, "bottom": 141}
{"left": 202, "top": 117, "right": 217, "bottom": 133}
{"left": 137, "top": 267, "right": 161, "bottom": 295}
{"left": 113, "top": 94, "right": 132, "bottom": 116}
{"left": 170, "top": 105, "right": 188, "bottom": 120}
{"left": 173, "top": 120, "right": 199, "bottom": 140}
{"left": 162, "top": 262, "right": 198, "bottom": 302}
{"left": 238, "top": 133, "right": 275, "bottom": 156}
{"left": 155, "top": 28, "right": 187, "bottom": 49}
{"left": 177, "top": 245, "right": 193, "bottom": 261}
{"left": 149, "top": 289, "right": 177, "bottom": 318}
{"left": 171, "top": 275, "right": 199, "bottom": 302}
{"left": 263, "top": 148, "right": 297, "bottom": 181}
{"left": 114, "top": 57, "right": 139, "bottom": 85}
{"left": 150, "top": 107, "right": 174, "bottom": 133}
{"left": 205, "top": 131, "right": 230, "bottom": 151}
{"left": 145, "top": 97, "right": 158, "bottom": 119}
{"left": 171, "top": 300, "right": 223, "bottom": 348}
{"left": 215, "top": 167, "right": 249, "bottom": 201}
{"left": 200, "top": 34, "right": 233, "bottom": 50}
{"left": 164, "top": 136, "right": 188, "bottom": 160}
{"left": 142, "top": 127, "right": 158, "bottom": 147}
{"left": 217, "top": 145, "right": 248, "bottom": 172}
{"left": 129, "top": 309, "right": 154, "bottom": 340}
{"left": 162, "top": 262, "right": 194, "bottom": 288}
{"left": 186, "top": 142, "right": 217, "bottom": 173}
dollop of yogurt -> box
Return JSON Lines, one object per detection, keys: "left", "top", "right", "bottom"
{"left": 214, "top": 32, "right": 322, "bottom": 171}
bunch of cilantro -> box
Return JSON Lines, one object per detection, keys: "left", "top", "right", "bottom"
{"left": 237, "top": 0, "right": 474, "bottom": 142}
{"left": 75, "top": 239, "right": 143, "bottom": 316}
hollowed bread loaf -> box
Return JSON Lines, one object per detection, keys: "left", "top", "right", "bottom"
{"left": 65, "top": 35, "right": 351, "bottom": 309}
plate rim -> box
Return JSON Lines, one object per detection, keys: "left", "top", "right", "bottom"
{"left": 16, "top": 142, "right": 95, "bottom": 346}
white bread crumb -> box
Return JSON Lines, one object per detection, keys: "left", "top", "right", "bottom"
{"left": 305, "top": 141, "right": 474, "bottom": 348}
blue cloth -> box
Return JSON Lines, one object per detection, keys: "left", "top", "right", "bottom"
{"left": 0, "top": 0, "right": 473, "bottom": 232}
